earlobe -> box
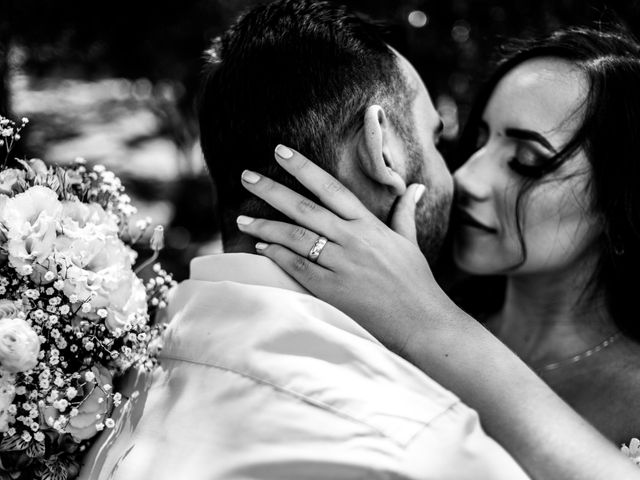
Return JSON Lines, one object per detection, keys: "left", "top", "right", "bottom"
{"left": 357, "top": 105, "right": 407, "bottom": 196}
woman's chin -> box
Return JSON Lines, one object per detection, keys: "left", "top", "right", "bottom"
{"left": 452, "top": 243, "right": 502, "bottom": 276}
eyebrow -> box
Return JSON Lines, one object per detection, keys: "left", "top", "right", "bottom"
{"left": 504, "top": 128, "right": 557, "bottom": 153}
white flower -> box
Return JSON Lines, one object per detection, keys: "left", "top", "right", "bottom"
{"left": 622, "top": 438, "right": 640, "bottom": 466}
{"left": 0, "top": 169, "right": 25, "bottom": 195}
{"left": 150, "top": 226, "right": 164, "bottom": 252}
{"left": 0, "top": 318, "right": 41, "bottom": 373}
{"left": 0, "top": 374, "right": 15, "bottom": 433}
{"left": 17, "top": 265, "right": 33, "bottom": 276}
{"left": 103, "top": 271, "right": 147, "bottom": 332}
{"left": 46, "top": 366, "right": 112, "bottom": 441}
{"left": 0, "top": 186, "right": 61, "bottom": 273}
{"left": 24, "top": 289, "right": 39, "bottom": 300}
{"left": 55, "top": 234, "right": 146, "bottom": 331}
{"left": 59, "top": 201, "right": 119, "bottom": 240}
{"left": 0, "top": 300, "right": 23, "bottom": 320}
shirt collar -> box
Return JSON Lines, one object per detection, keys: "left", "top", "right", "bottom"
{"left": 190, "top": 253, "right": 310, "bottom": 295}
{"left": 189, "top": 253, "right": 381, "bottom": 345}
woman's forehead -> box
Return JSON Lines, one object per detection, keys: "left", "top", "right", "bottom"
{"left": 485, "top": 58, "right": 588, "bottom": 140}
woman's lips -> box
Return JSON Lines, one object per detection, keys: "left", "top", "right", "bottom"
{"left": 455, "top": 209, "right": 498, "bottom": 233}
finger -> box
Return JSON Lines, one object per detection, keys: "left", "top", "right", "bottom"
{"left": 241, "top": 169, "right": 342, "bottom": 239}
{"left": 390, "top": 184, "right": 425, "bottom": 245}
{"left": 273, "top": 144, "right": 370, "bottom": 221}
{"left": 254, "top": 243, "right": 331, "bottom": 290}
{"left": 236, "top": 216, "right": 339, "bottom": 268}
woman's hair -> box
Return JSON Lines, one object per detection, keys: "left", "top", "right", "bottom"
{"left": 455, "top": 25, "right": 640, "bottom": 341}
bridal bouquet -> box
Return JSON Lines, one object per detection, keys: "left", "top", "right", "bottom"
{"left": 0, "top": 115, "right": 174, "bottom": 480}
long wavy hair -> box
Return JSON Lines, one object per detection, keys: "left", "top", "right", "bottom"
{"left": 453, "top": 25, "right": 640, "bottom": 341}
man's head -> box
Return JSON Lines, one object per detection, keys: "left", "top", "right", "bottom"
{"left": 199, "top": 0, "right": 453, "bottom": 261}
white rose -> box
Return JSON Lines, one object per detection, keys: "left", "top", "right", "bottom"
{"left": 101, "top": 271, "right": 148, "bottom": 332}
{"left": 0, "top": 300, "right": 23, "bottom": 320}
{"left": 0, "top": 169, "right": 25, "bottom": 195}
{"left": 55, "top": 236, "right": 143, "bottom": 327}
{"left": 0, "top": 186, "right": 61, "bottom": 272}
{"left": 55, "top": 235, "right": 125, "bottom": 301}
{"left": 0, "top": 318, "right": 40, "bottom": 373}
{"left": 60, "top": 201, "right": 119, "bottom": 239}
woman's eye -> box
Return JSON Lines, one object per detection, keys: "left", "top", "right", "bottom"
{"left": 507, "top": 146, "right": 550, "bottom": 178}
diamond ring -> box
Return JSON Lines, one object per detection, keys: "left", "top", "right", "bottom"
{"left": 307, "top": 236, "right": 328, "bottom": 263}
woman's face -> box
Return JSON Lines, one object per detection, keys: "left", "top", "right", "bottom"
{"left": 453, "top": 58, "right": 602, "bottom": 276}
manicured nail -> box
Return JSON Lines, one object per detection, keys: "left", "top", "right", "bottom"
{"left": 236, "top": 215, "right": 255, "bottom": 226}
{"left": 414, "top": 184, "right": 426, "bottom": 203}
{"left": 255, "top": 242, "right": 269, "bottom": 251}
{"left": 242, "top": 170, "right": 261, "bottom": 184}
{"left": 275, "top": 144, "right": 294, "bottom": 159}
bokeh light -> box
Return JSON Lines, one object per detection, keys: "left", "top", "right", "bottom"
{"left": 451, "top": 20, "right": 471, "bottom": 43}
{"left": 408, "top": 10, "right": 428, "bottom": 28}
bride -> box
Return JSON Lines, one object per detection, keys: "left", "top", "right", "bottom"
{"left": 238, "top": 26, "right": 640, "bottom": 476}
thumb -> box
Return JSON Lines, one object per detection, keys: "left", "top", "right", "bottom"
{"left": 390, "top": 184, "right": 425, "bottom": 244}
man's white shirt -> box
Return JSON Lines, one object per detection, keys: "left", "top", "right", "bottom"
{"left": 79, "top": 253, "right": 530, "bottom": 479}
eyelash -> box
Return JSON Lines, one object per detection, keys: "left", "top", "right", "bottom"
{"left": 507, "top": 147, "right": 551, "bottom": 178}
{"left": 507, "top": 159, "right": 546, "bottom": 178}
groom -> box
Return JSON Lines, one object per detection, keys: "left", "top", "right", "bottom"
{"left": 79, "top": 1, "right": 529, "bottom": 478}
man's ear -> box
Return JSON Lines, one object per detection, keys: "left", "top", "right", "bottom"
{"left": 356, "top": 105, "right": 407, "bottom": 196}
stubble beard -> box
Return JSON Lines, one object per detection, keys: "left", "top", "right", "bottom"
{"left": 415, "top": 189, "right": 451, "bottom": 264}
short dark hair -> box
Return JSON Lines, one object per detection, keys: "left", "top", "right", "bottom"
{"left": 199, "top": 0, "right": 413, "bottom": 246}
{"left": 456, "top": 25, "right": 640, "bottom": 342}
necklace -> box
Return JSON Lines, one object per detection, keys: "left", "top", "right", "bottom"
{"left": 535, "top": 332, "right": 622, "bottom": 373}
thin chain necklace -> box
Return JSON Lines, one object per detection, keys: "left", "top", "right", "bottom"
{"left": 535, "top": 332, "right": 622, "bottom": 373}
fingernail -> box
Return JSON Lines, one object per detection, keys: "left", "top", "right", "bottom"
{"left": 255, "top": 242, "right": 269, "bottom": 251}
{"left": 236, "top": 215, "right": 255, "bottom": 226}
{"left": 414, "top": 184, "right": 426, "bottom": 203}
{"left": 275, "top": 144, "right": 294, "bottom": 159}
{"left": 242, "top": 170, "right": 261, "bottom": 184}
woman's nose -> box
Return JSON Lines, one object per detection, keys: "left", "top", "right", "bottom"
{"left": 453, "top": 152, "right": 493, "bottom": 203}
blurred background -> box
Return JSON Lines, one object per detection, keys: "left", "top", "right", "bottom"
{"left": 2, "top": 0, "right": 640, "bottom": 280}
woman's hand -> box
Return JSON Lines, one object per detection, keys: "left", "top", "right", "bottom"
{"left": 237, "top": 144, "right": 452, "bottom": 356}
